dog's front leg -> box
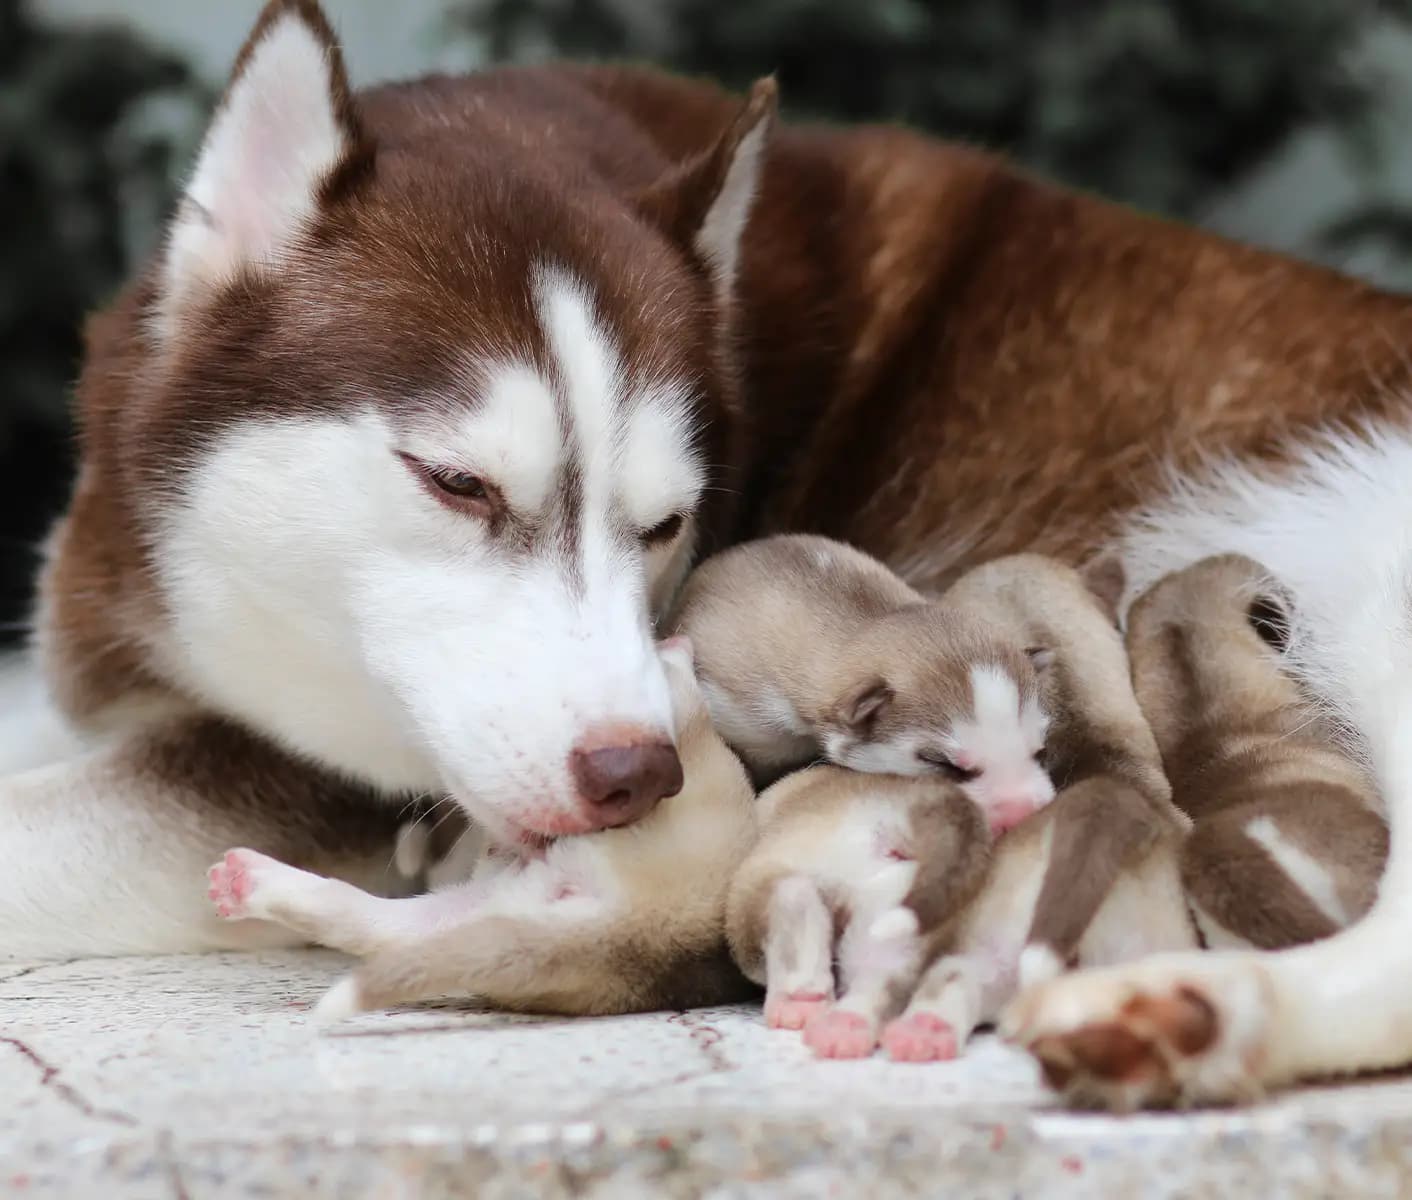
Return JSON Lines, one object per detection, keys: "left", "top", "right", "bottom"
{"left": 0, "top": 716, "right": 409, "bottom": 960}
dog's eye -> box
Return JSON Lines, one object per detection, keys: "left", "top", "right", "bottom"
{"left": 917, "top": 750, "right": 979, "bottom": 782}
{"left": 428, "top": 469, "right": 488, "bottom": 500}
{"left": 1033, "top": 748, "right": 1048, "bottom": 767}
{"left": 642, "top": 512, "right": 684, "bottom": 546}
{"left": 399, "top": 453, "right": 500, "bottom": 519}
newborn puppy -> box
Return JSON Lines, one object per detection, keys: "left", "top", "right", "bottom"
{"left": 1125, "top": 553, "right": 1387, "bottom": 949}
{"left": 670, "top": 534, "right": 1055, "bottom": 833}
{"left": 207, "top": 637, "right": 760, "bottom": 1017}
{"left": 726, "top": 763, "right": 992, "bottom": 1058}
{"left": 882, "top": 555, "right": 1195, "bottom": 1062}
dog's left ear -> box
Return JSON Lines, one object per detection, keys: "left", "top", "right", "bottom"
{"left": 636, "top": 77, "right": 778, "bottom": 304}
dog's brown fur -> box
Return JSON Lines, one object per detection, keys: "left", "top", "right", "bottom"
{"left": 1127, "top": 554, "right": 1387, "bottom": 950}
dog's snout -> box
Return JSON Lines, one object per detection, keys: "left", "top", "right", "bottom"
{"left": 570, "top": 734, "right": 683, "bottom": 829}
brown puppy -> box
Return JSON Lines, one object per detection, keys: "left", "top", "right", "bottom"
{"left": 1125, "top": 554, "right": 1386, "bottom": 950}
{"left": 726, "top": 764, "right": 991, "bottom": 1058}
{"left": 880, "top": 555, "right": 1194, "bottom": 1062}
{"left": 671, "top": 534, "right": 1055, "bottom": 832}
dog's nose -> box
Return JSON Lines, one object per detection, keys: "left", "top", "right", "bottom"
{"left": 570, "top": 736, "right": 683, "bottom": 829}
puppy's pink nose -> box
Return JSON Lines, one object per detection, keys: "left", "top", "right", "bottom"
{"left": 570, "top": 734, "right": 683, "bottom": 829}
{"left": 987, "top": 796, "right": 1042, "bottom": 835}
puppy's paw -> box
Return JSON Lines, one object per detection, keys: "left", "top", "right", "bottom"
{"left": 803, "top": 1009, "right": 877, "bottom": 1059}
{"left": 764, "top": 990, "right": 831, "bottom": 1030}
{"left": 1002, "top": 952, "right": 1274, "bottom": 1110}
{"left": 207, "top": 848, "right": 285, "bottom": 921}
{"left": 881, "top": 1012, "right": 958, "bottom": 1062}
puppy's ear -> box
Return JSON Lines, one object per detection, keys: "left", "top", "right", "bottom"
{"left": 836, "top": 679, "right": 893, "bottom": 734}
{"left": 1079, "top": 554, "right": 1126, "bottom": 627}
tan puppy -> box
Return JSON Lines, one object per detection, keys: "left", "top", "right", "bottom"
{"left": 671, "top": 534, "right": 1056, "bottom": 833}
{"left": 1125, "top": 554, "right": 1387, "bottom": 950}
{"left": 207, "top": 637, "right": 760, "bottom": 1016}
{"left": 726, "top": 764, "right": 992, "bottom": 1057}
{"left": 880, "top": 555, "right": 1194, "bottom": 1062}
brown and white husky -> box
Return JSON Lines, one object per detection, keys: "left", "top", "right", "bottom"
{"left": 9, "top": 0, "right": 1412, "bottom": 1110}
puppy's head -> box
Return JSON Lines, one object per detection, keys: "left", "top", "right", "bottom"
{"left": 818, "top": 610, "right": 1056, "bottom": 833}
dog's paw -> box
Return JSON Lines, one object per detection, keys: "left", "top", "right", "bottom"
{"left": 881, "top": 1012, "right": 958, "bottom": 1062}
{"left": 764, "top": 990, "right": 831, "bottom": 1030}
{"left": 207, "top": 848, "right": 283, "bottom": 920}
{"left": 1001, "top": 952, "right": 1274, "bottom": 1110}
{"left": 803, "top": 1009, "right": 877, "bottom": 1059}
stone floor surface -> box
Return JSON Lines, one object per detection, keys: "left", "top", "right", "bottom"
{"left": 5, "top": 951, "right": 1412, "bottom": 1197}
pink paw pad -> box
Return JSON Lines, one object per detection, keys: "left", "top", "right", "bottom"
{"left": 765, "top": 992, "right": 831, "bottom": 1030}
{"left": 803, "top": 1009, "right": 877, "bottom": 1059}
{"left": 882, "top": 1013, "right": 958, "bottom": 1062}
{"left": 208, "top": 850, "right": 255, "bottom": 919}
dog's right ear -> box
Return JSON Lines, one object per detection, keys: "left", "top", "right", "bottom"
{"left": 155, "top": 0, "right": 370, "bottom": 341}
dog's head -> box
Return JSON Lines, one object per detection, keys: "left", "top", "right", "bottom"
{"left": 133, "top": 1, "right": 775, "bottom": 845}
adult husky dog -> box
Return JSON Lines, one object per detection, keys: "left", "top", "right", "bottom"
{"left": 9, "top": 0, "right": 1412, "bottom": 1108}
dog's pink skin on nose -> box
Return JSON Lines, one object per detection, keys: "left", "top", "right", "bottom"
{"left": 569, "top": 727, "right": 682, "bottom": 829}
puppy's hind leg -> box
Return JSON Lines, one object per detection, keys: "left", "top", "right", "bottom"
{"left": 761, "top": 874, "right": 836, "bottom": 1030}
{"left": 881, "top": 952, "right": 984, "bottom": 1062}
{"left": 804, "top": 907, "right": 923, "bottom": 1060}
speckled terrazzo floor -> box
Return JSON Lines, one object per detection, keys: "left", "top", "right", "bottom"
{"left": 5, "top": 951, "right": 1412, "bottom": 1197}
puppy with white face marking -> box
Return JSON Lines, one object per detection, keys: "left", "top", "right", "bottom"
{"left": 670, "top": 534, "right": 1055, "bottom": 833}
{"left": 207, "top": 638, "right": 760, "bottom": 1016}
{"left": 726, "top": 764, "right": 992, "bottom": 1058}
{"left": 1124, "top": 554, "right": 1386, "bottom": 951}
{"left": 878, "top": 555, "right": 1195, "bottom": 1064}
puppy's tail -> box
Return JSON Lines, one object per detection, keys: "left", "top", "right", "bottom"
{"left": 314, "top": 909, "right": 751, "bottom": 1021}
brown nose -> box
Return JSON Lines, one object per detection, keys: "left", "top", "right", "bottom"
{"left": 569, "top": 737, "right": 683, "bottom": 829}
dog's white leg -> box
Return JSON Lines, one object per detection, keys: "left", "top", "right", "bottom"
{"left": 0, "top": 718, "right": 405, "bottom": 959}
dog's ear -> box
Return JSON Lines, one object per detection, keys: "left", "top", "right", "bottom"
{"left": 156, "top": 0, "right": 370, "bottom": 340}
{"left": 636, "top": 77, "right": 778, "bottom": 304}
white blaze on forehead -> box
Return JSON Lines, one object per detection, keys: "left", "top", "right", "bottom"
{"left": 535, "top": 268, "right": 704, "bottom": 539}
{"left": 945, "top": 663, "right": 1048, "bottom": 771}
{"left": 537, "top": 270, "right": 620, "bottom": 524}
